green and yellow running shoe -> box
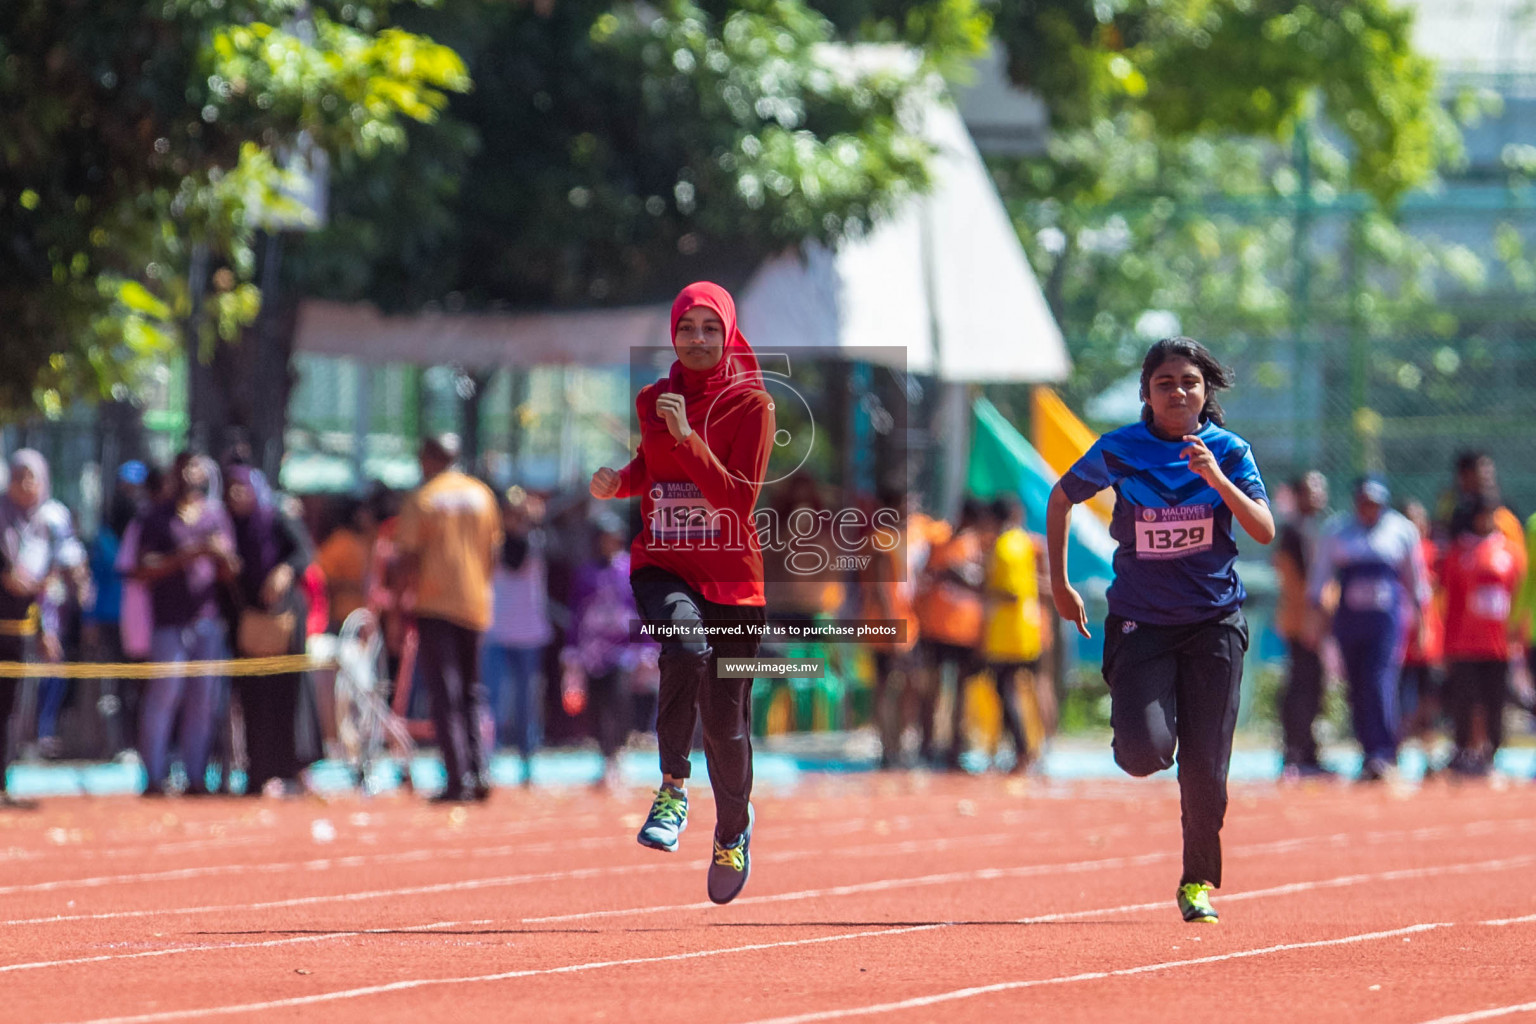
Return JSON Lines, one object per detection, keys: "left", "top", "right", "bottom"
{"left": 1177, "top": 882, "right": 1219, "bottom": 923}
{"left": 637, "top": 786, "right": 688, "bottom": 852}
{"left": 707, "top": 804, "right": 753, "bottom": 905}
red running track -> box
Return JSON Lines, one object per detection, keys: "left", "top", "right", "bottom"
{"left": 2, "top": 773, "right": 1535, "bottom": 1023}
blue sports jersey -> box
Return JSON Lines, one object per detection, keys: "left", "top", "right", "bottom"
{"left": 1060, "top": 420, "right": 1269, "bottom": 625}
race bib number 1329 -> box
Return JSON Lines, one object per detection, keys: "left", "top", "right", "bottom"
{"left": 650, "top": 482, "right": 720, "bottom": 542}
{"left": 1134, "top": 504, "right": 1215, "bottom": 560}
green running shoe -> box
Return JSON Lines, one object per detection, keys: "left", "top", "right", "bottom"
{"left": 1177, "top": 882, "right": 1219, "bottom": 924}
{"left": 637, "top": 786, "right": 688, "bottom": 852}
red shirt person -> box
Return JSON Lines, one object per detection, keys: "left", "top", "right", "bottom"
{"left": 590, "top": 281, "right": 773, "bottom": 906}
{"left": 1438, "top": 495, "right": 1522, "bottom": 775}
{"left": 609, "top": 296, "right": 772, "bottom": 606}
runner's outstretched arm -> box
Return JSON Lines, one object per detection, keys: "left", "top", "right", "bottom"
{"left": 1046, "top": 482, "right": 1090, "bottom": 639}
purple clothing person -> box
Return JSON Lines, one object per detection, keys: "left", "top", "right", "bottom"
{"left": 566, "top": 550, "right": 643, "bottom": 677}
{"left": 135, "top": 453, "right": 239, "bottom": 795}
{"left": 114, "top": 520, "right": 152, "bottom": 659}
{"left": 136, "top": 500, "right": 235, "bottom": 629}
{"left": 224, "top": 463, "right": 315, "bottom": 794}
{"left": 563, "top": 546, "right": 655, "bottom": 768}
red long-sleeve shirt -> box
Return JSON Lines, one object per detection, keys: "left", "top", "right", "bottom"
{"left": 616, "top": 382, "right": 774, "bottom": 606}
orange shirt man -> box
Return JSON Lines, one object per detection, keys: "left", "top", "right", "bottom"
{"left": 395, "top": 437, "right": 502, "bottom": 801}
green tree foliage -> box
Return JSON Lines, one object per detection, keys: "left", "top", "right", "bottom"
{"left": 0, "top": 1, "right": 467, "bottom": 417}
{"left": 995, "top": 121, "right": 1484, "bottom": 409}
{"left": 990, "top": 0, "right": 1449, "bottom": 202}
{"left": 296, "top": 0, "right": 990, "bottom": 309}
{"left": 763, "top": 0, "right": 991, "bottom": 77}
{"left": 984, "top": 0, "right": 1472, "bottom": 412}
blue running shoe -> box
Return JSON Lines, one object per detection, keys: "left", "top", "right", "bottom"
{"left": 707, "top": 804, "right": 753, "bottom": 905}
{"left": 637, "top": 786, "right": 688, "bottom": 852}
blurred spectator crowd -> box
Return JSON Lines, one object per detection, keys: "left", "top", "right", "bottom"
{"left": 1273, "top": 449, "right": 1536, "bottom": 783}
{"left": 0, "top": 436, "right": 1065, "bottom": 799}
{"left": 5, "top": 436, "right": 1530, "bottom": 804}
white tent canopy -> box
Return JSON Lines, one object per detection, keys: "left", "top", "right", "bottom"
{"left": 295, "top": 61, "right": 1068, "bottom": 384}
{"left": 737, "top": 94, "right": 1067, "bottom": 382}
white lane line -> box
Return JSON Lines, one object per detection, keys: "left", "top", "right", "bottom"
{"left": 16, "top": 800, "right": 1527, "bottom": 892}
{"left": 0, "top": 806, "right": 1116, "bottom": 894}
{"left": 0, "top": 794, "right": 1036, "bottom": 869}
{"left": 16, "top": 814, "right": 1535, "bottom": 929}
{"left": 11, "top": 775, "right": 1431, "bottom": 878}
{"left": 736, "top": 890, "right": 1536, "bottom": 1024}
{"left": 519, "top": 826, "right": 1536, "bottom": 925}
{"left": 0, "top": 812, "right": 616, "bottom": 866}
{"left": 0, "top": 860, "right": 680, "bottom": 928}
{"left": 5, "top": 783, "right": 1518, "bottom": 867}
{"left": 0, "top": 835, "right": 639, "bottom": 896}
{"left": 1481, "top": 912, "right": 1536, "bottom": 927}
{"left": 1414, "top": 1001, "right": 1536, "bottom": 1024}
{"left": 523, "top": 852, "right": 1174, "bottom": 923}
{"left": 38, "top": 853, "right": 1536, "bottom": 1019}
{"left": 737, "top": 923, "right": 1452, "bottom": 1024}
{"left": 0, "top": 861, "right": 331, "bottom": 896}
{"left": 49, "top": 918, "right": 1465, "bottom": 1024}
{"left": 46, "top": 924, "right": 947, "bottom": 1024}
{"left": 0, "top": 823, "right": 1029, "bottom": 897}
{"left": 0, "top": 919, "right": 486, "bottom": 974}
{"left": 1, "top": 836, "right": 271, "bottom": 865}
{"left": 1013, "top": 854, "right": 1536, "bottom": 924}
{"left": 0, "top": 831, "right": 1020, "bottom": 928}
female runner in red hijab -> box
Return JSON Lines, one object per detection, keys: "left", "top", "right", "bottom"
{"left": 590, "top": 281, "right": 774, "bottom": 904}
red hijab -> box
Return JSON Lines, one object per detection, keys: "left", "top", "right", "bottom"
{"left": 665, "top": 282, "right": 765, "bottom": 428}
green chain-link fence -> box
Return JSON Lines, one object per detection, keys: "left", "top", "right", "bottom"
{"left": 1222, "top": 329, "right": 1536, "bottom": 517}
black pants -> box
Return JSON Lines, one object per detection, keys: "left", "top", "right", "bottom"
{"left": 631, "top": 567, "right": 763, "bottom": 841}
{"left": 1104, "top": 608, "right": 1247, "bottom": 888}
{"left": 632, "top": 692, "right": 658, "bottom": 734}
{"left": 990, "top": 661, "right": 1035, "bottom": 766}
{"left": 587, "top": 668, "right": 628, "bottom": 759}
{"left": 89, "top": 623, "right": 138, "bottom": 756}
{"left": 0, "top": 635, "right": 31, "bottom": 794}
{"left": 0, "top": 678, "right": 16, "bottom": 793}
{"left": 235, "top": 594, "right": 311, "bottom": 791}
{"left": 417, "top": 616, "right": 489, "bottom": 796}
{"left": 1445, "top": 659, "right": 1508, "bottom": 755}
{"left": 235, "top": 674, "right": 305, "bottom": 790}
{"left": 872, "top": 649, "right": 917, "bottom": 765}
{"left": 922, "top": 640, "right": 983, "bottom": 763}
{"left": 1279, "top": 640, "right": 1324, "bottom": 767}
{"left": 1398, "top": 662, "right": 1442, "bottom": 735}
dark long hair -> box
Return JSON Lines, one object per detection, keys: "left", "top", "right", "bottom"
{"left": 1139, "top": 337, "right": 1234, "bottom": 427}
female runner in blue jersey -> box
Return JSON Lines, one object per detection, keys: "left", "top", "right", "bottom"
{"left": 1045, "top": 337, "right": 1274, "bottom": 924}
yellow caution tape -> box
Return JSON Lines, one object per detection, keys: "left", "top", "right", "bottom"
{"left": 0, "top": 607, "right": 41, "bottom": 637}
{"left": 0, "top": 654, "right": 338, "bottom": 679}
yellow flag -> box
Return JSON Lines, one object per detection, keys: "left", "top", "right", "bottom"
{"left": 1031, "top": 386, "right": 1114, "bottom": 524}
